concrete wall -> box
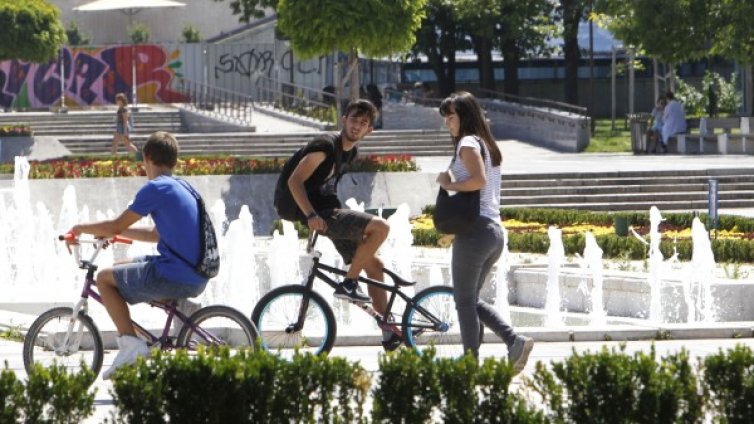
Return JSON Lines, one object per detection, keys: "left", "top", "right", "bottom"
{"left": 7, "top": 172, "right": 439, "bottom": 235}
{"left": 483, "top": 100, "right": 591, "bottom": 152}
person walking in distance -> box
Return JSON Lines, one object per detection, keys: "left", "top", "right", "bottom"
{"left": 275, "top": 99, "right": 400, "bottom": 350}
{"left": 67, "top": 132, "right": 210, "bottom": 379}
{"left": 436, "top": 91, "right": 533, "bottom": 373}
{"left": 111, "top": 93, "right": 138, "bottom": 155}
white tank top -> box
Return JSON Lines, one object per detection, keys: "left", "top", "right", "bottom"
{"left": 448, "top": 135, "right": 501, "bottom": 222}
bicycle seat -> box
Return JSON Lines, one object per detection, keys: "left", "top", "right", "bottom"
{"left": 383, "top": 268, "right": 416, "bottom": 286}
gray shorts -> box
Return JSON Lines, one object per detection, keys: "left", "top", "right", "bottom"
{"left": 112, "top": 256, "right": 207, "bottom": 305}
{"left": 320, "top": 209, "right": 373, "bottom": 264}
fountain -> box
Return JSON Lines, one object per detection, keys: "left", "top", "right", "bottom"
{"left": 4, "top": 157, "right": 754, "bottom": 344}
{"left": 544, "top": 226, "right": 564, "bottom": 327}
{"left": 583, "top": 232, "right": 606, "bottom": 325}
{"left": 688, "top": 217, "right": 716, "bottom": 322}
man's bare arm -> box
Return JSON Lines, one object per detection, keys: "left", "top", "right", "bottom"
{"left": 70, "top": 210, "right": 143, "bottom": 238}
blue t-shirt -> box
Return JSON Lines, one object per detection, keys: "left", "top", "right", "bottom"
{"left": 129, "top": 175, "right": 207, "bottom": 285}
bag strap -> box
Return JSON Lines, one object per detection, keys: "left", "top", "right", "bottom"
{"left": 162, "top": 177, "right": 205, "bottom": 271}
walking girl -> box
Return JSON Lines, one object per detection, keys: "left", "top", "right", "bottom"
{"left": 111, "top": 93, "right": 138, "bottom": 155}
{"left": 436, "top": 91, "right": 533, "bottom": 373}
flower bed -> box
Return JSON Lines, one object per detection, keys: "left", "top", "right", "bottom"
{"left": 0, "top": 124, "right": 32, "bottom": 137}
{"left": 0, "top": 154, "right": 417, "bottom": 178}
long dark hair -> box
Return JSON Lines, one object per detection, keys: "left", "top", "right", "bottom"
{"left": 439, "top": 91, "right": 502, "bottom": 166}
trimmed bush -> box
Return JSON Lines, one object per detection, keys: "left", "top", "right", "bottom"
{"left": 110, "top": 347, "right": 368, "bottom": 423}
{"left": 703, "top": 344, "right": 754, "bottom": 423}
{"left": 0, "top": 361, "right": 95, "bottom": 423}
{"left": 527, "top": 345, "right": 703, "bottom": 423}
{"left": 373, "top": 348, "right": 544, "bottom": 423}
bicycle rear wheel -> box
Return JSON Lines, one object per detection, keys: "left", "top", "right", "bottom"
{"left": 251, "top": 285, "right": 336, "bottom": 359}
{"left": 402, "top": 285, "right": 465, "bottom": 358}
{"left": 176, "top": 305, "right": 258, "bottom": 351}
{"left": 23, "top": 307, "right": 103, "bottom": 378}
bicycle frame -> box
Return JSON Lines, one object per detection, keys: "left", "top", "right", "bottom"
{"left": 294, "top": 233, "right": 447, "bottom": 337}
{"left": 63, "top": 236, "right": 225, "bottom": 351}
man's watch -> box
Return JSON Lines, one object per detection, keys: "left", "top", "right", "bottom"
{"left": 306, "top": 211, "right": 318, "bottom": 220}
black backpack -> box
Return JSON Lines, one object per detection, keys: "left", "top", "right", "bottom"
{"left": 274, "top": 134, "right": 354, "bottom": 221}
{"left": 165, "top": 178, "right": 220, "bottom": 279}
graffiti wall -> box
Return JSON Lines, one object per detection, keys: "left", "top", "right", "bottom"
{"left": 0, "top": 44, "right": 189, "bottom": 109}
{"left": 0, "top": 42, "right": 400, "bottom": 109}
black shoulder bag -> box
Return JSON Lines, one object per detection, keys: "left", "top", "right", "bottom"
{"left": 433, "top": 139, "right": 486, "bottom": 235}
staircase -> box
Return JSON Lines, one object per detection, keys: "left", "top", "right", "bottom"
{"left": 501, "top": 169, "right": 754, "bottom": 211}
{"left": 54, "top": 129, "right": 453, "bottom": 157}
{"left": 0, "top": 109, "right": 185, "bottom": 136}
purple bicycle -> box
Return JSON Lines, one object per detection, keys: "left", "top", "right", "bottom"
{"left": 22, "top": 234, "right": 258, "bottom": 378}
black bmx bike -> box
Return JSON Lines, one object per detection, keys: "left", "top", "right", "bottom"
{"left": 251, "top": 232, "right": 463, "bottom": 358}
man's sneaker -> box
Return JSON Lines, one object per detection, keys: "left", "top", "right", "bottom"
{"left": 508, "top": 335, "right": 534, "bottom": 375}
{"left": 333, "top": 279, "right": 371, "bottom": 303}
{"left": 381, "top": 332, "right": 402, "bottom": 352}
{"left": 103, "top": 335, "right": 150, "bottom": 380}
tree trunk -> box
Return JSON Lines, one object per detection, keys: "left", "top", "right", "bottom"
{"left": 562, "top": 0, "right": 582, "bottom": 105}
{"left": 349, "top": 48, "right": 359, "bottom": 102}
{"left": 501, "top": 39, "right": 520, "bottom": 96}
{"left": 473, "top": 35, "right": 496, "bottom": 91}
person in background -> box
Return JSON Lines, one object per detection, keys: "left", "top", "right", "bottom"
{"left": 661, "top": 91, "right": 687, "bottom": 153}
{"left": 646, "top": 96, "right": 667, "bottom": 153}
{"left": 435, "top": 91, "right": 533, "bottom": 373}
{"left": 111, "top": 93, "right": 138, "bottom": 155}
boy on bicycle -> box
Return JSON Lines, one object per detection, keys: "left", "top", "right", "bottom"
{"left": 277, "top": 99, "right": 399, "bottom": 348}
{"left": 67, "top": 131, "right": 209, "bottom": 379}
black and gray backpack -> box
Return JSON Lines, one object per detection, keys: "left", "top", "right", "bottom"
{"left": 167, "top": 178, "right": 220, "bottom": 279}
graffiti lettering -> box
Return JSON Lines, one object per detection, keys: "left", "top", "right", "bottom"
{"left": 0, "top": 44, "right": 187, "bottom": 108}
{"left": 214, "top": 49, "right": 275, "bottom": 79}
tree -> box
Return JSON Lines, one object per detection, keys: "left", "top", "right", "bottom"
{"left": 213, "top": 0, "right": 278, "bottom": 23}
{"left": 411, "top": 0, "right": 468, "bottom": 97}
{"left": 455, "top": 0, "right": 554, "bottom": 95}
{"left": 0, "top": 0, "right": 66, "bottom": 62}
{"left": 711, "top": 0, "right": 754, "bottom": 112}
{"left": 555, "top": 0, "right": 590, "bottom": 105}
{"left": 182, "top": 24, "right": 202, "bottom": 43}
{"left": 277, "top": 0, "right": 426, "bottom": 104}
{"left": 65, "top": 21, "right": 90, "bottom": 46}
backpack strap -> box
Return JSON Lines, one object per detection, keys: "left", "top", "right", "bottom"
{"left": 163, "top": 178, "right": 205, "bottom": 272}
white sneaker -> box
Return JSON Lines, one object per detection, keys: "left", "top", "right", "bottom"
{"left": 103, "top": 335, "right": 150, "bottom": 380}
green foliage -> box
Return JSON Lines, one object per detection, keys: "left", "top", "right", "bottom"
{"left": 277, "top": 0, "right": 427, "bottom": 60}
{"left": 181, "top": 24, "right": 202, "bottom": 43}
{"left": 676, "top": 72, "right": 742, "bottom": 117}
{"left": 20, "top": 362, "right": 96, "bottom": 423}
{"left": 373, "top": 348, "right": 544, "bottom": 423}
{"left": 703, "top": 344, "right": 754, "bottom": 423}
{"left": 111, "top": 347, "right": 369, "bottom": 423}
{"left": 65, "top": 20, "right": 90, "bottom": 46}
{"left": 527, "top": 345, "right": 704, "bottom": 423}
{"left": 0, "top": 365, "right": 23, "bottom": 423}
{"left": 213, "top": 0, "right": 279, "bottom": 23}
{"left": 0, "top": 0, "right": 67, "bottom": 62}
{"left": 128, "top": 23, "right": 150, "bottom": 44}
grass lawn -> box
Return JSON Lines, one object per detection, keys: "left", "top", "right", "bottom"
{"left": 584, "top": 118, "right": 632, "bottom": 152}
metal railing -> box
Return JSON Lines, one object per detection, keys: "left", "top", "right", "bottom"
{"left": 384, "top": 87, "right": 443, "bottom": 108}
{"left": 475, "top": 88, "right": 588, "bottom": 117}
{"left": 255, "top": 75, "right": 337, "bottom": 126}
{"left": 176, "top": 79, "right": 253, "bottom": 126}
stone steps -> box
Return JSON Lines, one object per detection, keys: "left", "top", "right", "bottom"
{"left": 501, "top": 168, "right": 754, "bottom": 211}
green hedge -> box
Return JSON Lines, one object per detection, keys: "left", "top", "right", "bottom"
{"left": 12, "top": 345, "right": 754, "bottom": 422}
{"left": 0, "top": 361, "right": 95, "bottom": 423}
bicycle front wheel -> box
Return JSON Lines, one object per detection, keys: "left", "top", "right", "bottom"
{"left": 23, "top": 307, "right": 103, "bottom": 378}
{"left": 402, "top": 285, "right": 465, "bottom": 358}
{"left": 176, "top": 305, "right": 258, "bottom": 351}
{"left": 251, "top": 285, "right": 336, "bottom": 359}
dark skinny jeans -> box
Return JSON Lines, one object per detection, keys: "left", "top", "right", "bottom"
{"left": 452, "top": 216, "right": 517, "bottom": 357}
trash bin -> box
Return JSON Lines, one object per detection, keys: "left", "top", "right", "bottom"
{"left": 628, "top": 113, "right": 651, "bottom": 154}
{"left": 613, "top": 215, "right": 629, "bottom": 237}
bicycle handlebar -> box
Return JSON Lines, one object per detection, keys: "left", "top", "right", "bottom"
{"left": 58, "top": 233, "right": 134, "bottom": 245}
{"left": 306, "top": 231, "right": 319, "bottom": 253}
